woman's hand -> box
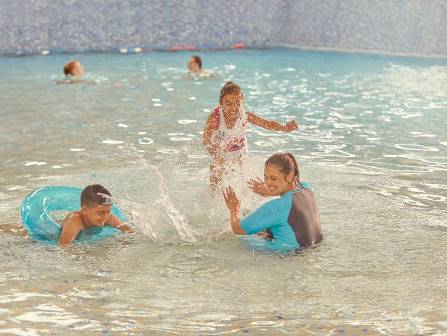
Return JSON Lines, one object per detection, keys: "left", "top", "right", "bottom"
{"left": 248, "top": 177, "right": 273, "bottom": 197}
{"left": 282, "top": 120, "right": 298, "bottom": 132}
{"left": 223, "top": 186, "right": 240, "bottom": 212}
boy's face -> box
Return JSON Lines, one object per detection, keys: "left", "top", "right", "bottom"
{"left": 221, "top": 93, "right": 243, "bottom": 120}
{"left": 81, "top": 204, "right": 112, "bottom": 227}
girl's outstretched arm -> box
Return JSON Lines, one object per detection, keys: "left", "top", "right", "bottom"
{"left": 247, "top": 112, "right": 298, "bottom": 132}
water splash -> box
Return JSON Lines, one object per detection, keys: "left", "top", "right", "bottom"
{"left": 117, "top": 146, "right": 198, "bottom": 243}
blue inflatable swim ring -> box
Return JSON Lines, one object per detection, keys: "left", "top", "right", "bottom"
{"left": 20, "top": 186, "right": 126, "bottom": 244}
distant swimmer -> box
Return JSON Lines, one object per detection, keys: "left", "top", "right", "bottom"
{"left": 184, "top": 55, "right": 216, "bottom": 78}
{"left": 56, "top": 60, "right": 95, "bottom": 84}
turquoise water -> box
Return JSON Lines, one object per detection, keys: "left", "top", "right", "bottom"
{"left": 0, "top": 49, "right": 446, "bottom": 334}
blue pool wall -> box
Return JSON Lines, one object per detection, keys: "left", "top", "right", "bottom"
{"left": 1, "top": 0, "right": 446, "bottom": 56}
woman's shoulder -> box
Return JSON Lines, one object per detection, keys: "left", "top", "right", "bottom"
{"left": 300, "top": 182, "right": 314, "bottom": 191}
{"left": 263, "top": 194, "right": 292, "bottom": 209}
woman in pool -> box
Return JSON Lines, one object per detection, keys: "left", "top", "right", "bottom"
{"left": 203, "top": 81, "right": 298, "bottom": 189}
{"left": 223, "top": 153, "right": 322, "bottom": 253}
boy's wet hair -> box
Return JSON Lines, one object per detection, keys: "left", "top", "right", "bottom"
{"left": 191, "top": 55, "right": 202, "bottom": 69}
{"left": 63, "top": 61, "right": 78, "bottom": 76}
{"left": 81, "top": 184, "right": 112, "bottom": 207}
{"left": 265, "top": 153, "right": 299, "bottom": 180}
{"left": 219, "top": 81, "right": 242, "bottom": 104}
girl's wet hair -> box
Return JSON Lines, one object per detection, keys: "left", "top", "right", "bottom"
{"left": 265, "top": 153, "right": 299, "bottom": 180}
{"left": 219, "top": 81, "right": 242, "bottom": 104}
{"left": 81, "top": 184, "right": 112, "bottom": 207}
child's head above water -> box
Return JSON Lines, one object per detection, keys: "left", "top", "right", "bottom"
{"left": 264, "top": 153, "right": 299, "bottom": 194}
{"left": 80, "top": 184, "right": 113, "bottom": 227}
{"left": 188, "top": 55, "right": 202, "bottom": 73}
{"left": 63, "top": 60, "right": 84, "bottom": 78}
{"left": 81, "top": 184, "right": 112, "bottom": 207}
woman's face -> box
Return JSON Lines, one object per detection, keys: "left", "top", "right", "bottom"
{"left": 221, "top": 93, "right": 243, "bottom": 121}
{"left": 264, "top": 164, "right": 293, "bottom": 195}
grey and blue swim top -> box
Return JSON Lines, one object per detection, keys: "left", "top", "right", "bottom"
{"left": 240, "top": 182, "right": 322, "bottom": 252}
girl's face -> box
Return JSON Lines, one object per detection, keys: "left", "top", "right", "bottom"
{"left": 264, "top": 164, "right": 294, "bottom": 195}
{"left": 221, "top": 93, "right": 243, "bottom": 120}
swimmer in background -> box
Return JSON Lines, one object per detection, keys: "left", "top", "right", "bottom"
{"left": 223, "top": 153, "right": 322, "bottom": 253}
{"left": 56, "top": 60, "right": 95, "bottom": 84}
{"left": 185, "top": 55, "right": 216, "bottom": 78}
{"left": 59, "top": 184, "right": 130, "bottom": 245}
{"left": 203, "top": 81, "right": 298, "bottom": 189}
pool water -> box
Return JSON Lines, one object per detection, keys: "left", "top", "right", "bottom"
{"left": 0, "top": 49, "right": 446, "bottom": 335}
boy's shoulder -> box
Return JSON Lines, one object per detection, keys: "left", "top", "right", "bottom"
{"left": 62, "top": 211, "right": 85, "bottom": 229}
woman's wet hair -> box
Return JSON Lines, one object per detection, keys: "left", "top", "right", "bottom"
{"left": 265, "top": 153, "right": 299, "bottom": 180}
{"left": 219, "top": 81, "right": 243, "bottom": 104}
{"left": 63, "top": 61, "right": 79, "bottom": 76}
{"left": 191, "top": 55, "right": 202, "bottom": 69}
{"left": 81, "top": 184, "right": 112, "bottom": 207}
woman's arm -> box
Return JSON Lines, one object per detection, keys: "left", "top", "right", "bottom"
{"left": 223, "top": 186, "right": 247, "bottom": 235}
{"left": 247, "top": 112, "right": 298, "bottom": 132}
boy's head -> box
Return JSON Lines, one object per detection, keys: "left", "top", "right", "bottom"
{"left": 80, "top": 184, "right": 113, "bottom": 227}
{"left": 63, "top": 60, "right": 84, "bottom": 78}
{"left": 187, "top": 55, "right": 202, "bottom": 72}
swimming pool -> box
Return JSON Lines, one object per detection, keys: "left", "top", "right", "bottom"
{"left": 0, "top": 48, "right": 446, "bottom": 334}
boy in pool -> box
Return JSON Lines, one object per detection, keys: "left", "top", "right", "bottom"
{"left": 223, "top": 153, "right": 322, "bottom": 253}
{"left": 56, "top": 60, "right": 94, "bottom": 84}
{"left": 59, "top": 184, "right": 130, "bottom": 245}
{"left": 203, "top": 81, "right": 298, "bottom": 189}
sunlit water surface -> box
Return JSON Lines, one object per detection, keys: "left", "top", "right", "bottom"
{"left": 0, "top": 49, "right": 446, "bottom": 335}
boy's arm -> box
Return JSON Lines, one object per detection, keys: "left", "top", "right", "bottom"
{"left": 247, "top": 112, "right": 298, "bottom": 132}
{"left": 59, "top": 218, "right": 83, "bottom": 246}
{"left": 203, "top": 112, "right": 220, "bottom": 156}
{"left": 107, "top": 214, "right": 131, "bottom": 232}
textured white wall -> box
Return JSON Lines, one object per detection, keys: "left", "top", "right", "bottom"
{"left": 0, "top": 0, "right": 445, "bottom": 56}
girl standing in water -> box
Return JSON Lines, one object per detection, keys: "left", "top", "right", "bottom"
{"left": 203, "top": 81, "right": 298, "bottom": 189}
